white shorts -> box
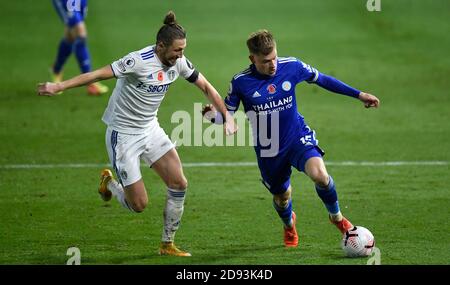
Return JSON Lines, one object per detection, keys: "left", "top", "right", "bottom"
{"left": 105, "top": 122, "right": 175, "bottom": 187}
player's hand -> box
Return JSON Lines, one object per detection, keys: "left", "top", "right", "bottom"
{"left": 201, "top": 104, "right": 217, "bottom": 123}
{"left": 358, "top": 92, "right": 380, "bottom": 108}
{"left": 37, "top": 82, "right": 62, "bottom": 96}
{"left": 224, "top": 113, "right": 238, "bottom": 136}
{"left": 201, "top": 104, "right": 238, "bottom": 135}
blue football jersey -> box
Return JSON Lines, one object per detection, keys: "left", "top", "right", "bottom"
{"left": 225, "top": 57, "right": 320, "bottom": 156}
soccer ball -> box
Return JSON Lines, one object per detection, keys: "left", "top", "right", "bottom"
{"left": 341, "top": 226, "right": 375, "bottom": 257}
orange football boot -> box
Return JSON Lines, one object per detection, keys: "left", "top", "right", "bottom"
{"left": 87, "top": 82, "right": 109, "bottom": 96}
{"left": 98, "top": 169, "right": 113, "bottom": 202}
{"left": 284, "top": 211, "right": 298, "bottom": 247}
{"left": 330, "top": 215, "right": 354, "bottom": 234}
{"left": 159, "top": 242, "right": 191, "bottom": 257}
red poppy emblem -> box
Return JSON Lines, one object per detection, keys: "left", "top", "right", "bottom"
{"left": 267, "top": 84, "right": 276, "bottom": 94}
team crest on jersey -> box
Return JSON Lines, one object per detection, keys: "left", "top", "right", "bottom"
{"left": 282, "top": 81, "right": 291, "bottom": 91}
{"left": 267, "top": 84, "right": 276, "bottom": 94}
{"left": 168, "top": 70, "right": 177, "bottom": 81}
{"left": 120, "top": 170, "right": 128, "bottom": 181}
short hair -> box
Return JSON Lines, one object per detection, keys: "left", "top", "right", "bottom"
{"left": 156, "top": 11, "right": 186, "bottom": 46}
{"left": 246, "top": 30, "right": 276, "bottom": 55}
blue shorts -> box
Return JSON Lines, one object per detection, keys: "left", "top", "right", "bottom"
{"left": 257, "top": 126, "right": 325, "bottom": 195}
{"left": 52, "top": 0, "right": 88, "bottom": 28}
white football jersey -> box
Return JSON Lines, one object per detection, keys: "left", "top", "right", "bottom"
{"left": 102, "top": 45, "right": 198, "bottom": 134}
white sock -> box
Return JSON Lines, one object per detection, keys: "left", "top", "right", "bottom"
{"left": 107, "top": 179, "right": 136, "bottom": 212}
{"left": 162, "top": 188, "right": 186, "bottom": 243}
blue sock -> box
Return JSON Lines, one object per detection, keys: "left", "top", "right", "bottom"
{"left": 53, "top": 38, "right": 73, "bottom": 74}
{"left": 315, "top": 176, "right": 340, "bottom": 215}
{"left": 73, "top": 37, "right": 91, "bottom": 73}
{"left": 273, "top": 199, "right": 293, "bottom": 227}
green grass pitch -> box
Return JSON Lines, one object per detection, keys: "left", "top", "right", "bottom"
{"left": 0, "top": 0, "right": 449, "bottom": 264}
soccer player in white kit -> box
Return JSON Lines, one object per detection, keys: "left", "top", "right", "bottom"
{"left": 37, "top": 11, "right": 237, "bottom": 257}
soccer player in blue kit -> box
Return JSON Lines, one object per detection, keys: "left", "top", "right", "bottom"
{"left": 51, "top": 0, "right": 108, "bottom": 95}
{"left": 202, "top": 30, "right": 380, "bottom": 247}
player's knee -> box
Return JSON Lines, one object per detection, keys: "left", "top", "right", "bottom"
{"left": 309, "top": 168, "right": 329, "bottom": 187}
{"left": 168, "top": 177, "right": 188, "bottom": 191}
{"left": 130, "top": 197, "right": 148, "bottom": 213}
{"left": 73, "top": 22, "right": 87, "bottom": 38}
{"left": 64, "top": 34, "right": 75, "bottom": 44}
{"left": 311, "top": 170, "right": 329, "bottom": 187}
{"left": 274, "top": 196, "right": 289, "bottom": 208}
{"left": 273, "top": 188, "right": 291, "bottom": 208}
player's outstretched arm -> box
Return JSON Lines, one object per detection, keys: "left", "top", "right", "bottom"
{"left": 37, "top": 65, "right": 114, "bottom": 96}
{"left": 313, "top": 73, "right": 380, "bottom": 108}
{"left": 194, "top": 73, "right": 238, "bottom": 136}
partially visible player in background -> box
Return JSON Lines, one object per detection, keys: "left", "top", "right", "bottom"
{"left": 202, "top": 30, "right": 380, "bottom": 248}
{"left": 38, "top": 11, "right": 237, "bottom": 256}
{"left": 51, "top": 0, "right": 108, "bottom": 95}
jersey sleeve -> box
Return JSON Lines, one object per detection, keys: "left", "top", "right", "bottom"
{"left": 110, "top": 52, "right": 142, "bottom": 78}
{"left": 296, "top": 58, "right": 360, "bottom": 98}
{"left": 178, "top": 56, "right": 199, "bottom": 83}
{"left": 224, "top": 79, "right": 241, "bottom": 112}
{"left": 295, "top": 59, "right": 320, "bottom": 84}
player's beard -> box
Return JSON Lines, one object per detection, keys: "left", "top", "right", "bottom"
{"left": 161, "top": 53, "right": 178, "bottom": 67}
{"left": 161, "top": 58, "right": 174, "bottom": 67}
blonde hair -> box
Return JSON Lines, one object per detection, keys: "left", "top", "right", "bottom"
{"left": 246, "top": 29, "right": 276, "bottom": 55}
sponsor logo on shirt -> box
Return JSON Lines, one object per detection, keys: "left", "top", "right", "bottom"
{"left": 136, "top": 81, "right": 171, "bottom": 93}
{"left": 252, "top": 95, "right": 293, "bottom": 112}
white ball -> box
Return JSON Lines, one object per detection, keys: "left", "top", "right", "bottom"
{"left": 341, "top": 226, "right": 375, "bottom": 257}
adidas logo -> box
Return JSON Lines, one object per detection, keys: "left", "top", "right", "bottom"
{"left": 252, "top": 91, "right": 261, "bottom": 98}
